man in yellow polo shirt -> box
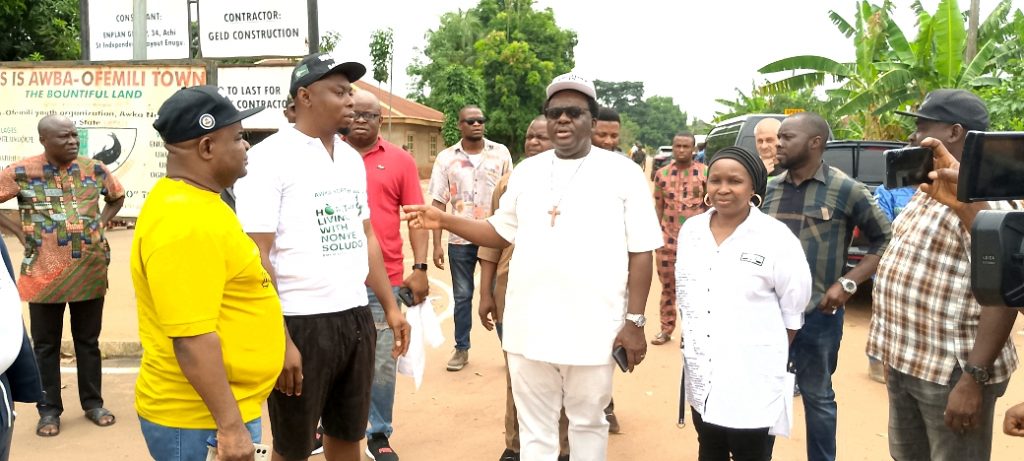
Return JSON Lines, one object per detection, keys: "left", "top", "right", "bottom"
{"left": 132, "top": 85, "right": 284, "bottom": 461}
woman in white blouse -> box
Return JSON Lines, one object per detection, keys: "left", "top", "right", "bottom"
{"left": 676, "top": 146, "right": 811, "bottom": 460}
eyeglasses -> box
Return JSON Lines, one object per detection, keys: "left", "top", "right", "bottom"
{"left": 461, "top": 117, "right": 487, "bottom": 125}
{"left": 354, "top": 111, "right": 381, "bottom": 121}
{"left": 544, "top": 107, "right": 589, "bottom": 120}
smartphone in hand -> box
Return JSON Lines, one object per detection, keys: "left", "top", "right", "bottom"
{"left": 397, "top": 287, "right": 415, "bottom": 307}
{"left": 885, "top": 146, "right": 934, "bottom": 188}
{"left": 613, "top": 345, "right": 629, "bottom": 372}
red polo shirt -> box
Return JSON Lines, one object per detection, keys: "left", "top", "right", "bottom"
{"left": 357, "top": 137, "right": 424, "bottom": 285}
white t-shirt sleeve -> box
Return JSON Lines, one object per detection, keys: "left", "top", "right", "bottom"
{"left": 0, "top": 268, "right": 24, "bottom": 373}
{"left": 487, "top": 168, "right": 521, "bottom": 244}
{"left": 774, "top": 222, "right": 812, "bottom": 329}
{"left": 234, "top": 143, "right": 282, "bottom": 233}
{"left": 623, "top": 166, "right": 664, "bottom": 252}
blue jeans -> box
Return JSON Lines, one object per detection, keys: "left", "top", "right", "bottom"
{"left": 790, "top": 308, "right": 843, "bottom": 461}
{"left": 887, "top": 367, "right": 1008, "bottom": 461}
{"left": 448, "top": 243, "right": 479, "bottom": 351}
{"left": 139, "top": 416, "right": 261, "bottom": 461}
{"left": 367, "top": 286, "right": 401, "bottom": 437}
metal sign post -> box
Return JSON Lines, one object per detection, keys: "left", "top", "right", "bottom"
{"left": 132, "top": 0, "right": 147, "bottom": 60}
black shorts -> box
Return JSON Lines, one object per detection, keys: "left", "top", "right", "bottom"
{"left": 268, "top": 306, "right": 376, "bottom": 459}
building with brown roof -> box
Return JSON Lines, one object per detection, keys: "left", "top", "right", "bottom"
{"left": 353, "top": 81, "right": 443, "bottom": 178}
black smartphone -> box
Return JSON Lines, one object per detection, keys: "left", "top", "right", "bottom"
{"left": 397, "top": 287, "right": 415, "bottom": 307}
{"left": 885, "top": 146, "right": 934, "bottom": 189}
{"left": 612, "top": 345, "right": 629, "bottom": 372}
{"left": 959, "top": 131, "right": 1024, "bottom": 202}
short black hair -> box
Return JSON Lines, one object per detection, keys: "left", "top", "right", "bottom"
{"left": 459, "top": 105, "right": 483, "bottom": 119}
{"left": 673, "top": 132, "right": 696, "bottom": 143}
{"left": 790, "top": 112, "right": 830, "bottom": 142}
{"left": 544, "top": 93, "right": 600, "bottom": 120}
{"left": 596, "top": 106, "right": 620, "bottom": 123}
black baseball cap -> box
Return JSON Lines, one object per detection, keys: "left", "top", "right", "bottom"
{"left": 153, "top": 85, "right": 263, "bottom": 144}
{"left": 289, "top": 53, "right": 366, "bottom": 97}
{"left": 895, "top": 89, "right": 989, "bottom": 132}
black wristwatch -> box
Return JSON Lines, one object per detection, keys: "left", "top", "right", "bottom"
{"left": 412, "top": 263, "right": 428, "bottom": 272}
{"left": 963, "top": 363, "right": 991, "bottom": 384}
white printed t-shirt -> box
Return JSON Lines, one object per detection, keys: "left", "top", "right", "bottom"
{"left": 234, "top": 126, "right": 370, "bottom": 316}
{"left": 487, "top": 147, "right": 663, "bottom": 366}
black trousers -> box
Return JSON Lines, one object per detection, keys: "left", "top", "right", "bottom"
{"left": 29, "top": 297, "right": 105, "bottom": 417}
{"left": 691, "top": 407, "right": 775, "bottom": 461}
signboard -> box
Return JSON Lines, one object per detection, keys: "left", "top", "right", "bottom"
{"left": 199, "top": 1, "right": 310, "bottom": 58}
{"left": 0, "top": 65, "right": 208, "bottom": 217}
{"left": 87, "top": 0, "right": 190, "bottom": 61}
{"left": 217, "top": 66, "right": 292, "bottom": 130}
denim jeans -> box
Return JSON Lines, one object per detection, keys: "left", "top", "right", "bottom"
{"left": 367, "top": 286, "right": 401, "bottom": 437}
{"left": 790, "top": 308, "right": 843, "bottom": 461}
{"left": 887, "top": 367, "right": 1008, "bottom": 461}
{"left": 139, "top": 416, "right": 261, "bottom": 461}
{"left": 448, "top": 243, "right": 479, "bottom": 351}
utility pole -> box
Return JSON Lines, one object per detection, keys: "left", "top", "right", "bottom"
{"left": 307, "top": 0, "right": 319, "bottom": 53}
{"left": 966, "top": 0, "right": 981, "bottom": 62}
{"left": 132, "top": 0, "right": 147, "bottom": 60}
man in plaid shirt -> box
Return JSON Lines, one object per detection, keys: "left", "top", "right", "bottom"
{"left": 763, "top": 112, "right": 891, "bottom": 461}
{"left": 868, "top": 89, "right": 1019, "bottom": 460}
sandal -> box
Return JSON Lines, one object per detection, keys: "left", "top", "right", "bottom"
{"left": 36, "top": 415, "right": 60, "bottom": 437}
{"left": 85, "top": 407, "right": 116, "bottom": 427}
{"left": 651, "top": 332, "right": 672, "bottom": 345}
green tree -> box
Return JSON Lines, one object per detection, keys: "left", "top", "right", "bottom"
{"left": 713, "top": 84, "right": 827, "bottom": 122}
{"left": 977, "top": 59, "right": 1024, "bottom": 130}
{"left": 0, "top": 0, "right": 80, "bottom": 61}
{"left": 408, "top": 0, "right": 576, "bottom": 152}
{"left": 369, "top": 28, "right": 394, "bottom": 84}
{"left": 594, "top": 80, "right": 645, "bottom": 114}
{"left": 634, "top": 96, "right": 687, "bottom": 147}
{"left": 428, "top": 65, "right": 486, "bottom": 146}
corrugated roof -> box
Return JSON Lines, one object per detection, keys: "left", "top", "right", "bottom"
{"left": 353, "top": 81, "right": 444, "bottom": 123}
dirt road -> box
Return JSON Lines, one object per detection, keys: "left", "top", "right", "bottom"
{"left": 8, "top": 229, "right": 1024, "bottom": 460}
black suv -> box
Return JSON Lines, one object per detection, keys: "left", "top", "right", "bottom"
{"left": 823, "top": 140, "right": 906, "bottom": 270}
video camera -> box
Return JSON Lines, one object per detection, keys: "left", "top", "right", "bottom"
{"left": 957, "top": 131, "right": 1024, "bottom": 308}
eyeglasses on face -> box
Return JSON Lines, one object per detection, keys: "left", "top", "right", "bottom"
{"left": 461, "top": 117, "right": 487, "bottom": 125}
{"left": 354, "top": 112, "right": 381, "bottom": 121}
{"left": 544, "top": 107, "right": 589, "bottom": 120}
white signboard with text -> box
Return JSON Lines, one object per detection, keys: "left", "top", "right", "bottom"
{"left": 199, "top": 1, "right": 310, "bottom": 58}
{"left": 87, "top": 0, "right": 190, "bottom": 61}
{"left": 217, "top": 66, "right": 292, "bottom": 130}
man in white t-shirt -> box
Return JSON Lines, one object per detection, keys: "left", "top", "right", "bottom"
{"left": 233, "top": 53, "right": 410, "bottom": 461}
{"left": 403, "top": 73, "right": 663, "bottom": 461}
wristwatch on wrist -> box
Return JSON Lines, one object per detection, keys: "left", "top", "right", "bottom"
{"left": 963, "top": 363, "right": 991, "bottom": 384}
{"left": 838, "top": 277, "right": 858, "bottom": 295}
{"left": 624, "top": 313, "right": 646, "bottom": 328}
{"left": 412, "top": 263, "right": 428, "bottom": 272}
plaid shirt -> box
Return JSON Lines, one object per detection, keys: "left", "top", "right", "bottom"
{"left": 763, "top": 163, "right": 891, "bottom": 312}
{"left": 867, "top": 192, "right": 1019, "bottom": 385}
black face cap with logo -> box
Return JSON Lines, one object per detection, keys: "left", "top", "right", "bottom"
{"left": 895, "top": 88, "right": 990, "bottom": 132}
{"left": 153, "top": 85, "right": 264, "bottom": 144}
{"left": 289, "top": 52, "right": 367, "bottom": 97}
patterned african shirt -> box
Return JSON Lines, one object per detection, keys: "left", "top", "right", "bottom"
{"left": 654, "top": 161, "right": 708, "bottom": 239}
{"left": 428, "top": 139, "right": 512, "bottom": 245}
{"left": 0, "top": 154, "right": 124, "bottom": 303}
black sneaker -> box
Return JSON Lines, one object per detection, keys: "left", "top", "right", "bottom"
{"left": 499, "top": 448, "right": 520, "bottom": 461}
{"left": 310, "top": 425, "right": 324, "bottom": 455}
{"left": 365, "top": 432, "right": 399, "bottom": 461}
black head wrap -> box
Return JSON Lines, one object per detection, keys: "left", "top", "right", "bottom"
{"left": 708, "top": 146, "right": 768, "bottom": 201}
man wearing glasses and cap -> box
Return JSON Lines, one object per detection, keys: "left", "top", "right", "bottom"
{"left": 404, "top": 73, "right": 662, "bottom": 461}
{"left": 427, "top": 105, "right": 512, "bottom": 372}
{"left": 135, "top": 85, "right": 278, "bottom": 461}
{"left": 868, "top": 89, "right": 1018, "bottom": 461}
{"left": 233, "top": 53, "right": 410, "bottom": 461}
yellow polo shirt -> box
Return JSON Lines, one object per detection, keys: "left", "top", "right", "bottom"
{"left": 131, "top": 178, "right": 284, "bottom": 429}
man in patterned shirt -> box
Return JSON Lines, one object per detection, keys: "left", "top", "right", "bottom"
{"left": 651, "top": 132, "right": 707, "bottom": 346}
{"left": 428, "top": 105, "right": 513, "bottom": 371}
{"left": 763, "top": 112, "right": 891, "bottom": 461}
{"left": 867, "top": 89, "right": 1018, "bottom": 460}
{"left": 0, "top": 115, "right": 124, "bottom": 437}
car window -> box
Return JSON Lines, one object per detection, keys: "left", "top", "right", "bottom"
{"left": 858, "top": 146, "right": 889, "bottom": 185}
{"left": 824, "top": 145, "right": 854, "bottom": 178}
{"left": 706, "top": 123, "right": 741, "bottom": 160}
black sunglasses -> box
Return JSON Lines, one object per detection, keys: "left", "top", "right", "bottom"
{"left": 462, "top": 117, "right": 487, "bottom": 125}
{"left": 544, "top": 107, "right": 589, "bottom": 120}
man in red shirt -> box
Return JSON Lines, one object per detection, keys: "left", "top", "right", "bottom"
{"left": 344, "top": 90, "right": 429, "bottom": 461}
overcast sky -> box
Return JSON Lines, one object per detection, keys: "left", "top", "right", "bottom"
{"left": 323, "top": 0, "right": 1015, "bottom": 121}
